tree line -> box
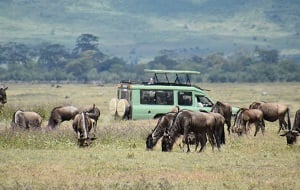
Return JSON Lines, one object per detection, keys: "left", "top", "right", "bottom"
{"left": 0, "top": 34, "right": 299, "bottom": 83}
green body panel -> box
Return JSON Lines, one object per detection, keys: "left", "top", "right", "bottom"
{"left": 118, "top": 83, "right": 214, "bottom": 120}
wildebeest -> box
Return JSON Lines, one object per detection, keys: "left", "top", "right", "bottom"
{"left": 232, "top": 108, "right": 265, "bottom": 136}
{"left": 47, "top": 105, "right": 79, "bottom": 129}
{"left": 72, "top": 112, "right": 97, "bottom": 147}
{"left": 80, "top": 104, "right": 100, "bottom": 138}
{"left": 146, "top": 112, "right": 177, "bottom": 150}
{"left": 161, "top": 110, "right": 225, "bottom": 153}
{"left": 211, "top": 101, "right": 232, "bottom": 134}
{"left": 81, "top": 104, "right": 101, "bottom": 126}
{"left": 280, "top": 109, "right": 300, "bottom": 145}
{"left": 0, "top": 85, "right": 8, "bottom": 106}
{"left": 249, "top": 102, "right": 291, "bottom": 133}
{"left": 11, "top": 110, "right": 43, "bottom": 130}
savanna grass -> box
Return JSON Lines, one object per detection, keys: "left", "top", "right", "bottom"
{"left": 0, "top": 82, "right": 299, "bottom": 189}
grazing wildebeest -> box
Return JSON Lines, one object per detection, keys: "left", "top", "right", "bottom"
{"left": 146, "top": 112, "right": 177, "bottom": 150}
{"left": 211, "top": 101, "right": 232, "bottom": 135}
{"left": 280, "top": 109, "right": 300, "bottom": 145}
{"left": 161, "top": 110, "right": 225, "bottom": 153}
{"left": 0, "top": 86, "right": 8, "bottom": 106}
{"left": 11, "top": 110, "right": 43, "bottom": 130}
{"left": 232, "top": 108, "right": 265, "bottom": 136}
{"left": 47, "top": 105, "right": 79, "bottom": 129}
{"left": 72, "top": 112, "right": 97, "bottom": 147}
{"left": 249, "top": 102, "right": 291, "bottom": 133}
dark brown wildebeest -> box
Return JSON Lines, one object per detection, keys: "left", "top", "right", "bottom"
{"left": 249, "top": 102, "right": 291, "bottom": 133}
{"left": 11, "top": 110, "right": 43, "bottom": 130}
{"left": 72, "top": 112, "right": 97, "bottom": 147}
{"left": 161, "top": 110, "right": 225, "bottom": 153}
{"left": 81, "top": 104, "right": 101, "bottom": 126}
{"left": 46, "top": 105, "right": 79, "bottom": 129}
{"left": 280, "top": 109, "right": 300, "bottom": 145}
{"left": 232, "top": 108, "right": 265, "bottom": 136}
{"left": 0, "top": 85, "right": 8, "bottom": 106}
{"left": 211, "top": 101, "right": 232, "bottom": 135}
{"left": 146, "top": 112, "right": 177, "bottom": 150}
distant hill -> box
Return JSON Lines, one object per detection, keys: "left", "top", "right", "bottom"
{"left": 1, "top": 0, "right": 300, "bottom": 62}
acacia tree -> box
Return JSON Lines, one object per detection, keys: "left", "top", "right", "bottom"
{"left": 72, "top": 34, "right": 104, "bottom": 58}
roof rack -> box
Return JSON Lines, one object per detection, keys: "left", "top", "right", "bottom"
{"left": 144, "top": 69, "right": 200, "bottom": 85}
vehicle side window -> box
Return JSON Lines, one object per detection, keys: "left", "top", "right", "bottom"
{"left": 196, "top": 95, "right": 213, "bottom": 107}
{"left": 178, "top": 91, "right": 192, "bottom": 106}
{"left": 140, "top": 90, "right": 173, "bottom": 105}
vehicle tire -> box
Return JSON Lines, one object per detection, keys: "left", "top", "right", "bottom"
{"left": 109, "top": 98, "right": 118, "bottom": 116}
{"left": 117, "top": 99, "right": 130, "bottom": 118}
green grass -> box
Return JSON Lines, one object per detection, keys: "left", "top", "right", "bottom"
{"left": 0, "top": 83, "right": 299, "bottom": 189}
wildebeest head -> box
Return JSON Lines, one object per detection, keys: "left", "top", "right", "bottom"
{"left": 146, "top": 133, "right": 154, "bottom": 149}
{"left": 280, "top": 130, "right": 299, "bottom": 145}
{"left": 161, "top": 132, "right": 173, "bottom": 152}
{"left": 0, "top": 86, "right": 8, "bottom": 105}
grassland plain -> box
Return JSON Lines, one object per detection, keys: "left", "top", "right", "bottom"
{"left": 0, "top": 82, "right": 299, "bottom": 190}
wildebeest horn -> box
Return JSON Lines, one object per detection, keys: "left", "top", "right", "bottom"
{"left": 280, "top": 130, "right": 290, "bottom": 136}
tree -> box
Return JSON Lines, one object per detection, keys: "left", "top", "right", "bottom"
{"left": 38, "top": 43, "right": 70, "bottom": 70}
{"left": 72, "top": 34, "right": 101, "bottom": 56}
{"left": 147, "top": 55, "right": 178, "bottom": 69}
{"left": 254, "top": 47, "right": 279, "bottom": 64}
{"left": 0, "top": 42, "right": 35, "bottom": 65}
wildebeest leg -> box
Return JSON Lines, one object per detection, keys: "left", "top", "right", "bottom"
{"left": 244, "top": 121, "right": 250, "bottom": 135}
{"left": 182, "top": 130, "right": 191, "bottom": 153}
{"left": 214, "top": 127, "right": 221, "bottom": 150}
{"left": 254, "top": 121, "right": 260, "bottom": 136}
{"left": 194, "top": 133, "right": 200, "bottom": 152}
{"left": 207, "top": 131, "right": 215, "bottom": 152}
{"left": 278, "top": 117, "right": 287, "bottom": 133}
{"left": 226, "top": 119, "right": 231, "bottom": 135}
{"left": 198, "top": 133, "right": 207, "bottom": 152}
{"left": 185, "top": 137, "right": 191, "bottom": 153}
{"left": 260, "top": 120, "right": 265, "bottom": 135}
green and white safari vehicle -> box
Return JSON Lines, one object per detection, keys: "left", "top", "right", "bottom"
{"left": 109, "top": 69, "right": 228, "bottom": 120}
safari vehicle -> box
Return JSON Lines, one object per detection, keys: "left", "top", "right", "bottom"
{"left": 109, "top": 69, "right": 226, "bottom": 120}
